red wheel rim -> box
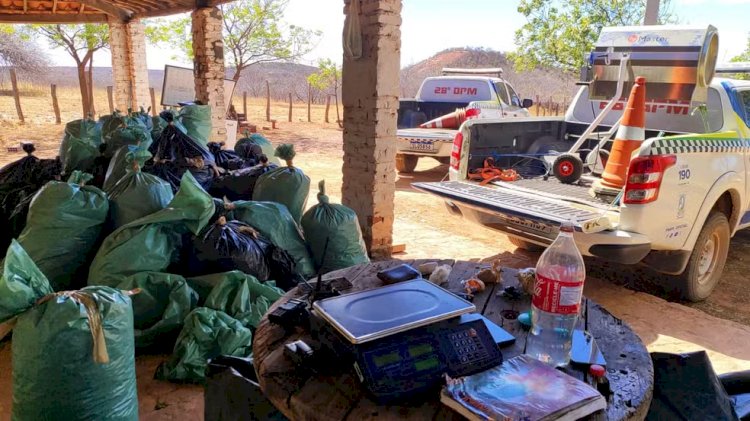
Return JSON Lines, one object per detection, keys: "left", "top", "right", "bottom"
{"left": 558, "top": 160, "right": 574, "bottom": 176}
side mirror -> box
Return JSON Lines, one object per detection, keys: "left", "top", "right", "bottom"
{"left": 522, "top": 98, "right": 533, "bottom": 108}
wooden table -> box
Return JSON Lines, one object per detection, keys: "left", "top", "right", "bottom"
{"left": 253, "top": 259, "right": 654, "bottom": 420}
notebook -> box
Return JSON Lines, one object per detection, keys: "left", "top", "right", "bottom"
{"left": 441, "top": 354, "right": 606, "bottom": 421}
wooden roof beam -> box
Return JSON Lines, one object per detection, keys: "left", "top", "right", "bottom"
{"left": 77, "top": 0, "right": 134, "bottom": 21}
{"left": 0, "top": 13, "right": 108, "bottom": 23}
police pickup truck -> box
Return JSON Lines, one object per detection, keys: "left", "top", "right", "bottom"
{"left": 396, "top": 68, "right": 532, "bottom": 173}
{"left": 414, "top": 25, "right": 750, "bottom": 301}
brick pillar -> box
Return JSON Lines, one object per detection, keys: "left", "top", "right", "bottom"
{"left": 108, "top": 18, "right": 150, "bottom": 112}
{"left": 192, "top": 7, "right": 226, "bottom": 142}
{"left": 341, "top": 0, "right": 402, "bottom": 258}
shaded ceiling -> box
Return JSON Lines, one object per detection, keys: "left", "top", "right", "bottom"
{"left": 0, "top": 0, "right": 232, "bottom": 23}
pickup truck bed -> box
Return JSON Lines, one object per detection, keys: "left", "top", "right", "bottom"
{"left": 412, "top": 180, "right": 611, "bottom": 244}
{"left": 491, "top": 177, "right": 617, "bottom": 209}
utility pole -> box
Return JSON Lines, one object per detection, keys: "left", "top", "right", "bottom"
{"left": 644, "top": 0, "right": 660, "bottom": 25}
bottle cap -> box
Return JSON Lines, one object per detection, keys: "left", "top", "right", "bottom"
{"left": 517, "top": 311, "right": 532, "bottom": 327}
{"left": 589, "top": 364, "right": 606, "bottom": 378}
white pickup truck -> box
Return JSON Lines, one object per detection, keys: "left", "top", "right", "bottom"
{"left": 414, "top": 26, "right": 750, "bottom": 301}
{"left": 396, "top": 68, "right": 532, "bottom": 172}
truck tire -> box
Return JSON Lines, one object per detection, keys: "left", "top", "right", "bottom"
{"left": 676, "top": 211, "right": 730, "bottom": 302}
{"left": 508, "top": 236, "right": 544, "bottom": 252}
{"left": 552, "top": 154, "right": 584, "bottom": 184}
{"left": 396, "top": 154, "right": 418, "bottom": 173}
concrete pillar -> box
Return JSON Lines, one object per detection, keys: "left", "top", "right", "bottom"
{"left": 108, "top": 18, "right": 150, "bottom": 112}
{"left": 341, "top": 0, "right": 402, "bottom": 258}
{"left": 192, "top": 7, "right": 226, "bottom": 142}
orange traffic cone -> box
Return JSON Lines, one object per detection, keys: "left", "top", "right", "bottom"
{"left": 598, "top": 76, "right": 647, "bottom": 190}
{"left": 419, "top": 108, "right": 466, "bottom": 129}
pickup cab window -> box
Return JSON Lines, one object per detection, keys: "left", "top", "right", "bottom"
{"left": 507, "top": 84, "right": 522, "bottom": 107}
{"left": 739, "top": 91, "right": 750, "bottom": 127}
{"left": 493, "top": 82, "right": 509, "bottom": 105}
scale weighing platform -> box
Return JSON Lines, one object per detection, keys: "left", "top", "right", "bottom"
{"left": 312, "top": 279, "right": 510, "bottom": 402}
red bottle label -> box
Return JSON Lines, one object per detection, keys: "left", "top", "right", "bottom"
{"left": 532, "top": 273, "right": 583, "bottom": 314}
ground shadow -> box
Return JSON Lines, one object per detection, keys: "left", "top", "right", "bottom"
{"left": 395, "top": 162, "right": 449, "bottom": 193}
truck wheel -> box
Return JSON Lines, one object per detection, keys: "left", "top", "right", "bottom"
{"left": 676, "top": 211, "right": 730, "bottom": 302}
{"left": 396, "top": 154, "right": 418, "bottom": 173}
{"left": 552, "top": 154, "right": 583, "bottom": 184}
{"left": 508, "top": 236, "right": 544, "bottom": 252}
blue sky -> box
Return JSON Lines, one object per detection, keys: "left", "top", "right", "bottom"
{"left": 45, "top": 0, "right": 750, "bottom": 69}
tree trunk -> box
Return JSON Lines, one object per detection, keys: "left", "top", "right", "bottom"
{"left": 87, "top": 58, "right": 95, "bottom": 117}
{"left": 77, "top": 64, "right": 90, "bottom": 117}
{"left": 232, "top": 67, "right": 242, "bottom": 82}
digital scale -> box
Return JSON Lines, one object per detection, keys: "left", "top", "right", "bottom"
{"left": 312, "top": 279, "right": 510, "bottom": 402}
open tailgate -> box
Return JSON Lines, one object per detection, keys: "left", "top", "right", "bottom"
{"left": 413, "top": 181, "right": 613, "bottom": 242}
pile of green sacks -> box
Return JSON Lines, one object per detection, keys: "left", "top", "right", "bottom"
{"left": 0, "top": 240, "right": 138, "bottom": 420}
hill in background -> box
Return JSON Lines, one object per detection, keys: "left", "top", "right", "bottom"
{"left": 1, "top": 47, "right": 577, "bottom": 105}
{"left": 401, "top": 47, "right": 577, "bottom": 102}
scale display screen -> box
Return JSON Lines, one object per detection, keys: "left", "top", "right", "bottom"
{"left": 373, "top": 351, "right": 401, "bottom": 367}
{"left": 414, "top": 357, "right": 440, "bottom": 371}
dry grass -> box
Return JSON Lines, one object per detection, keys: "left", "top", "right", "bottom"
{"left": 0, "top": 86, "right": 340, "bottom": 164}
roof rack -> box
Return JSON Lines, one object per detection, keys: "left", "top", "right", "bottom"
{"left": 441, "top": 67, "right": 503, "bottom": 77}
{"left": 715, "top": 62, "right": 750, "bottom": 74}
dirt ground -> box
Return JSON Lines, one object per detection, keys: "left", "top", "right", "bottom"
{"left": 0, "top": 90, "right": 749, "bottom": 419}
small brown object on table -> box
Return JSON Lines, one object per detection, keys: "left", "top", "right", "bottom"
{"left": 253, "top": 259, "right": 654, "bottom": 421}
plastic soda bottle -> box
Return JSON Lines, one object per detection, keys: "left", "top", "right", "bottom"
{"left": 525, "top": 221, "right": 586, "bottom": 366}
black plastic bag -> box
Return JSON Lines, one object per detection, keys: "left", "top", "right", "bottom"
{"left": 647, "top": 351, "right": 738, "bottom": 421}
{"left": 208, "top": 142, "right": 246, "bottom": 171}
{"left": 0, "top": 143, "right": 40, "bottom": 185}
{"left": 91, "top": 144, "right": 111, "bottom": 188}
{"left": 189, "top": 217, "right": 300, "bottom": 290}
{"left": 209, "top": 159, "right": 278, "bottom": 201}
{"left": 147, "top": 115, "right": 217, "bottom": 192}
{"left": 205, "top": 356, "right": 288, "bottom": 421}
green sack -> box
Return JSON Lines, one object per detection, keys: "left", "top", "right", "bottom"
{"left": 99, "top": 112, "right": 126, "bottom": 143}
{"left": 179, "top": 104, "right": 212, "bottom": 146}
{"left": 199, "top": 271, "right": 283, "bottom": 328}
{"left": 110, "top": 271, "right": 197, "bottom": 349}
{"left": 156, "top": 307, "right": 253, "bottom": 383}
{"left": 228, "top": 200, "right": 315, "bottom": 277}
{"left": 59, "top": 118, "right": 102, "bottom": 175}
{"left": 89, "top": 172, "right": 215, "bottom": 286}
{"left": 252, "top": 145, "right": 310, "bottom": 223}
{"left": 103, "top": 144, "right": 146, "bottom": 192}
{"left": 108, "top": 149, "right": 174, "bottom": 228}
{"left": 106, "top": 125, "right": 152, "bottom": 158}
{"left": 0, "top": 240, "right": 54, "bottom": 323}
{"left": 301, "top": 180, "right": 369, "bottom": 273}
{"left": 12, "top": 286, "right": 138, "bottom": 421}
{"left": 17, "top": 171, "right": 109, "bottom": 291}
{"left": 235, "top": 132, "right": 279, "bottom": 165}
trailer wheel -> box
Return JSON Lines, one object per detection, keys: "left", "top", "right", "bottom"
{"left": 675, "top": 211, "right": 729, "bottom": 302}
{"left": 396, "top": 154, "right": 418, "bottom": 173}
{"left": 552, "top": 153, "right": 583, "bottom": 184}
{"left": 508, "top": 236, "right": 544, "bottom": 252}
{"left": 585, "top": 149, "right": 609, "bottom": 176}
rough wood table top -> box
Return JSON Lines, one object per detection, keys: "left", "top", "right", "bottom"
{"left": 253, "top": 259, "right": 654, "bottom": 421}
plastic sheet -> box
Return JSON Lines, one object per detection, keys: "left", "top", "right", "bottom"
{"left": 156, "top": 307, "right": 253, "bottom": 383}
{"left": 111, "top": 271, "right": 198, "bottom": 350}
{"left": 647, "top": 351, "right": 739, "bottom": 421}
{"left": 205, "top": 356, "right": 288, "bottom": 421}
{"left": 301, "top": 180, "right": 369, "bottom": 273}
{"left": 17, "top": 171, "right": 109, "bottom": 291}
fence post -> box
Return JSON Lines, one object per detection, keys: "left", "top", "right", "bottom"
{"left": 9, "top": 69, "right": 23, "bottom": 124}
{"left": 106, "top": 86, "right": 114, "bottom": 113}
{"left": 307, "top": 83, "right": 311, "bottom": 123}
{"left": 288, "top": 92, "right": 292, "bottom": 122}
{"left": 149, "top": 87, "right": 157, "bottom": 116}
{"left": 265, "top": 81, "right": 271, "bottom": 122}
{"left": 51, "top": 84, "right": 61, "bottom": 124}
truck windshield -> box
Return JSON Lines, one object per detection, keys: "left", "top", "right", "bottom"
{"left": 493, "top": 82, "right": 509, "bottom": 105}
{"left": 507, "top": 84, "right": 522, "bottom": 107}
